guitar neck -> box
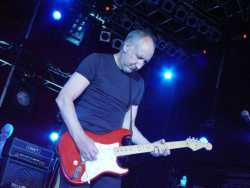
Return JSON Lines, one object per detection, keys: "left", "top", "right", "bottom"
{"left": 114, "top": 140, "right": 188, "bottom": 157}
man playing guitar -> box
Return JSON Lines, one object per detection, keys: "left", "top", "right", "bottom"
{"left": 56, "top": 29, "right": 171, "bottom": 188}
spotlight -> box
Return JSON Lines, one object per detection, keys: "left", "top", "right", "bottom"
{"left": 158, "top": 41, "right": 167, "bottom": 50}
{"left": 163, "top": 71, "right": 173, "bottom": 80}
{"left": 12, "top": 77, "right": 36, "bottom": 110}
{"left": 198, "top": 20, "right": 209, "bottom": 35}
{"left": 167, "top": 44, "right": 177, "bottom": 56}
{"left": 160, "top": 68, "right": 175, "bottom": 83}
{"left": 65, "top": 14, "right": 87, "bottom": 46}
{"left": 174, "top": 5, "right": 188, "bottom": 22}
{"left": 96, "top": 1, "right": 113, "bottom": 13}
{"left": 50, "top": 132, "right": 59, "bottom": 142}
{"left": 186, "top": 13, "right": 199, "bottom": 28}
{"left": 162, "top": 0, "right": 176, "bottom": 14}
{"left": 157, "top": 39, "right": 169, "bottom": 51}
{"left": 209, "top": 27, "right": 221, "bottom": 42}
{"left": 243, "top": 33, "right": 248, "bottom": 39}
{"left": 104, "top": 4, "right": 112, "bottom": 12}
{"left": 202, "top": 49, "right": 207, "bottom": 55}
{"left": 112, "top": 38, "right": 123, "bottom": 50}
{"left": 120, "top": 14, "right": 133, "bottom": 31}
{"left": 99, "top": 31, "right": 111, "bottom": 42}
{"left": 180, "top": 176, "right": 187, "bottom": 187}
{"left": 52, "top": 10, "right": 62, "bottom": 21}
{"left": 16, "top": 89, "right": 31, "bottom": 107}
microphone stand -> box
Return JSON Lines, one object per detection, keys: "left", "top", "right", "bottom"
{"left": 0, "top": 0, "right": 41, "bottom": 108}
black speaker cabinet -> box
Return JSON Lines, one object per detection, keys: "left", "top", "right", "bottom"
{"left": 0, "top": 157, "right": 50, "bottom": 188}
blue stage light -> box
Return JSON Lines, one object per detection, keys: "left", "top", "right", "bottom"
{"left": 199, "top": 137, "right": 208, "bottom": 143}
{"left": 50, "top": 132, "right": 59, "bottom": 142}
{"left": 52, "top": 10, "right": 62, "bottom": 20}
{"left": 164, "top": 71, "right": 172, "bottom": 80}
{"left": 180, "top": 175, "right": 187, "bottom": 187}
{"left": 163, "top": 69, "right": 174, "bottom": 80}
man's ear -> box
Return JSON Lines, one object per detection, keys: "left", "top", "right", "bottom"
{"left": 123, "top": 41, "right": 131, "bottom": 53}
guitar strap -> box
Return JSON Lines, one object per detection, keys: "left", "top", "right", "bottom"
{"left": 129, "top": 76, "right": 133, "bottom": 136}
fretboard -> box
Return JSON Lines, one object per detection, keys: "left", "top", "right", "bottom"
{"left": 114, "top": 141, "right": 188, "bottom": 157}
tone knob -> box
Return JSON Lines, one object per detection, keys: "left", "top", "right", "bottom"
{"left": 73, "top": 160, "right": 79, "bottom": 166}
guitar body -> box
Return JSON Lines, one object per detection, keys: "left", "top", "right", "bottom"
{"left": 58, "top": 128, "right": 131, "bottom": 185}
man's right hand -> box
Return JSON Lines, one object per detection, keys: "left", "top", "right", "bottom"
{"left": 75, "top": 134, "right": 98, "bottom": 161}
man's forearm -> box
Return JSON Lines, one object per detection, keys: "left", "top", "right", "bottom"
{"left": 56, "top": 96, "right": 87, "bottom": 142}
{"left": 131, "top": 125, "right": 150, "bottom": 145}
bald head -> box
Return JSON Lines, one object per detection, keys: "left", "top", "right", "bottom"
{"left": 124, "top": 29, "right": 157, "bottom": 48}
{"left": 115, "top": 29, "right": 156, "bottom": 73}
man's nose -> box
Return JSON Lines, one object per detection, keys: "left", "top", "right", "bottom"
{"left": 136, "top": 61, "right": 144, "bottom": 68}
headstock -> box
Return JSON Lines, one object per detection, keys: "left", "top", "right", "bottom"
{"left": 186, "top": 137, "right": 212, "bottom": 151}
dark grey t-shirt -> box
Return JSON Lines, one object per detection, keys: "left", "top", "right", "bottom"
{"left": 75, "top": 53, "right": 144, "bottom": 134}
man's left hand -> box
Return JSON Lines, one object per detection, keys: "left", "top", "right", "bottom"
{"left": 151, "top": 139, "right": 171, "bottom": 157}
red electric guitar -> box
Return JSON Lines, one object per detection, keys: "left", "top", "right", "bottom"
{"left": 57, "top": 128, "right": 212, "bottom": 185}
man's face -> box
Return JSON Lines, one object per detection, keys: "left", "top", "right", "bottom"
{"left": 120, "top": 36, "right": 155, "bottom": 73}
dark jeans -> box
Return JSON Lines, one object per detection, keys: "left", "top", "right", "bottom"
{"left": 59, "top": 170, "right": 121, "bottom": 188}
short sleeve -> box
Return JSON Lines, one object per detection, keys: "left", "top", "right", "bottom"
{"left": 76, "top": 53, "right": 100, "bottom": 81}
{"left": 133, "top": 78, "right": 144, "bottom": 105}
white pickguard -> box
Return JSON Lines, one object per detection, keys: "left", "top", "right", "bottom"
{"left": 81, "top": 142, "right": 128, "bottom": 183}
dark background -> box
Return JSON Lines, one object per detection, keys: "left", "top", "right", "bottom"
{"left": 0, "top": 0, "right": 250, "bottom": 187}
